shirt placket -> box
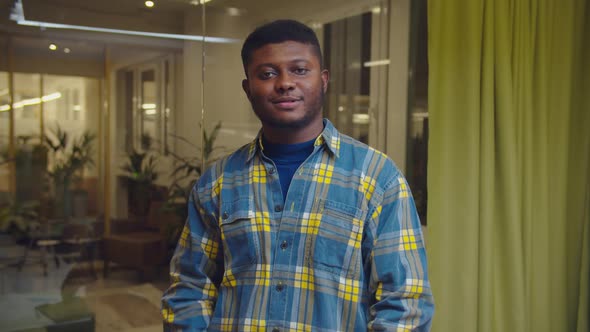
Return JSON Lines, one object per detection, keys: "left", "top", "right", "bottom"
{"left": 255, "top": 155, "right": 286, "bottom": 330}
{"left": 261, "top": 147, "right": 320, "bottom": 330}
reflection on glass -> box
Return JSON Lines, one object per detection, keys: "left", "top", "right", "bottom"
{"left": 406, "top": 0, "right": 428, "bottom": 224}
{"left": 13, "top": 73, "right": 41, "bottom": 139}
{"left": 140, "top": 69, "right": 158, "bottom": 151}
{"left": 324, "top": 12, "right": 372, "bottom": 144}
{"left": 0, "top": 0, "right": 405, "bottom": 330}
{"left": 0, "top": 72, "right": 10, "bottom": 192}
{"left": 164, "top": 59, "right": 172, "bottom": 154}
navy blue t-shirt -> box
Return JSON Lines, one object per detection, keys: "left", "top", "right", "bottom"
{"left": 262, "top": 136, "right": 315, "bottom": 201}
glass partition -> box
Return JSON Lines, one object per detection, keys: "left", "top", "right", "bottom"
{"left": 406, "top": 0, "right": 429, "bottom": 224}
{"left": 0, "top": 71, "right": 10, "bottom": 194}
{"left": 0, "top": 1, "right": 421, "bottom": 330}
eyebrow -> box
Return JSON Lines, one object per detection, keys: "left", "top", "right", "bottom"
{"left": 253, "top": 59, "right": 311, "bottom": 70}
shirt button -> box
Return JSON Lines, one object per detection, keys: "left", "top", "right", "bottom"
{"left": 280, "top": 241, "right": 288, "bottom": 250}
{"left": 268, "top": 167, "right": 276, "bottom": 174}
{"left": 222, "top": 212, "right": 229, "bottom": 220}
{"left": 272, "top": 328, "right": 280, "bottom": 332}
{"left": 276, "top": 282, "right": 285, "bottom": 292}
{"left": 274, "top": 205, "right": 283, "bottom": 212}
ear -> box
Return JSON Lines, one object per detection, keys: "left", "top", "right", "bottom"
{"left": 242, "top": 79, "right": 251, "bottom": 100}
{"left": 321, "top": 69, "right": 329, "bottom": 94}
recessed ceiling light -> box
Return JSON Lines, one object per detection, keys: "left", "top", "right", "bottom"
{"left": 310, "top": 22, "right": 322, "bottom": 29}
{"left": 190, "top": 0, "right": 212, "bottom": 6}
{"left": 145, "top": 1, "right": 155, "bottom": 8}
{"left": 227, "top": 7, "right": 242, "bottom": 16}
{"left": 49, "top": 43, "right": 57, "bottom": 50}
{"left": 64, "top": 47, "right": 71, "bottom": 53}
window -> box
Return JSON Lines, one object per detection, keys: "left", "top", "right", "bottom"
{"left": 119, "top": 56, "right": 174, "bottom": 154}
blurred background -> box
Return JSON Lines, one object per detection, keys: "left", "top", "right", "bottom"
{"left": 0, "top": 0, "right": 587, "bottom": 331}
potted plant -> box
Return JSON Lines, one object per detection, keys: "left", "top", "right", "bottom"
{"left": 163, "top": 122, "right": 222, "bottom": 248}
{"left": 0, "top": 196, "right": 40, "bottom": 243}
{"left": 44, "top": 125, "right": 95, "bottom": 219}
{"left": 120, "top": 145, "right": 160, "bottom": 218}
{"left": 0, "top": 135, "right": 49, "bottom": 203}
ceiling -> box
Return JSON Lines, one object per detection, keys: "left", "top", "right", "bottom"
{"left": 0, "top": 0, "right": 384, "bottom": 70}
{"left": 3, "top": 0, "right": 384, "bottom": 31}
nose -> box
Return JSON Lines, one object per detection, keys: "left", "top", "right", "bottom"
{"left": 275, "top": 73, "right": 295, "bottom": 92}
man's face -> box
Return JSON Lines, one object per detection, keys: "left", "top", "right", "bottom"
{"left": 242, "top": 41, "right": 329, "bottom": 131}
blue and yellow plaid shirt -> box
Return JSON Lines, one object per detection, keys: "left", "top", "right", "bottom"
{"left": 162, "top": 119, "right": 434, "bottom": 331}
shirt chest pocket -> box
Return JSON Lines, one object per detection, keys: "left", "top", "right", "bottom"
{"left": 219, "top": 200, "right": 260, "bottom": 271}
{"left": 310, "top": 199, "right": 366, "bottom": 278}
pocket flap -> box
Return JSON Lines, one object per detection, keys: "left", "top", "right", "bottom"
{"left": 321, "top": 199, "right": 365, "bottom": 220}
{"left": 220, "top": 199, "right": 254, "bottom": 225}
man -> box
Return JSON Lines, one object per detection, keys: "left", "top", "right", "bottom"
{"left": 162, "top": 19, "right": 434, "bottom": 331}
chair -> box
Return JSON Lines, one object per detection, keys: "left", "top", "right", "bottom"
{"left": 19, "top": 219, "right": 64, "bottom": 276}
{"left": 103, "top": 200, "right": 179, "bottom": 280}
{"left": 60, "top": 218, "right": 101, "bottom": 279}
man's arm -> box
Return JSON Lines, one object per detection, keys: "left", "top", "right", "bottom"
{"left": 366, "top": 173, "right": 434, "bottom": 331}
{"left": 161, "top": 186, "right": 223, "bottom": 331}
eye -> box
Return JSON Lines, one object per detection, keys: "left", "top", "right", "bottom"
{"left": 259, "top": 70, "right": 277, "bottom": 79}
{"left": 293, "top": 67, "right": 310, "bottom": 75}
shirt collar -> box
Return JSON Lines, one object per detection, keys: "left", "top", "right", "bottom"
{"left": 246, "top": 118, "right": 341, "bottom": 162}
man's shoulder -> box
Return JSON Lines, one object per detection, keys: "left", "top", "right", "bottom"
{"left": 192, "top": 142, "right": 253, "bottom": 198}
{"left": 338, "top": 133, "right": 400, "bottom": 173}
{"left": 203, "top": 142, "right": 253, "bottom": 177}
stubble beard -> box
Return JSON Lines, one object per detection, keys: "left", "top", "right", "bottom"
{"left": 252, "top": 89, "right": 325, "bottom": 130}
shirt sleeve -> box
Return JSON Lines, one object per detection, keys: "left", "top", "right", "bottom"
{"left": 366, "top": 173, "right": 435, "bottom": 331}
{"left": 161, "top": 185, "right": 224, "bottom": 331}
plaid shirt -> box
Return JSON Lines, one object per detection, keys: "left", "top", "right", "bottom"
{"left": 162, "top": 119, "right": 434, "bottom": 331}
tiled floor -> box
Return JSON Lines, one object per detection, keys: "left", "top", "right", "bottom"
{"left": 1, "top": 243, "right": 169, "bottom": 332}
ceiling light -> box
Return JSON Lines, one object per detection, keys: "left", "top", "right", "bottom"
{"left": 0, "top": 92, "right": 62, "bottom": 112}
{"left": 352, "top": 113, "right": 370, "bottom": 124}
{"left": 226, "top": 7, "right": 242, "bottom": 16}
{"left": 363, "top": 59, "right": 390, "bottom": 67}
{"left": 145, "top": 1, "right": 154, "bottom": 8}
{"left": 310, "top": 22, "right": 323, "bottom": 30}
{"left": 64, "top": 47, "right": 71, "bottom": 53}
{"left": 16, "top": 19, "right": 239, "bottom": 43}
{"left": 49, "top": 43, "right": 57, "bottom": 51}
{"left": 190, "top": 0, "right": 212, "bottom": 6}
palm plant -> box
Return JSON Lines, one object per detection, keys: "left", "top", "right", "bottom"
{"left": 120, "top": 141, "right": 160, "bottom": 217}
{"left": 0, "top": 197, "right": 40, "bottom": 241}
{"left": 164, "top": 122, "right": 223, "bottom": 244}
{"left": 44, "top": 125, "right": 95, "bottom": 218}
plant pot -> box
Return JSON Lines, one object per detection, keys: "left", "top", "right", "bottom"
{"left": 72, "top": 189, "right": 89, "bottom": 217}
{"left": 128, "top": 182, "right": 152, "bottom": 218}
{"left": 54, "top": 179, "right": 73, "bottom": 218}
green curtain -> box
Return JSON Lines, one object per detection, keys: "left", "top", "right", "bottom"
{"left": 426, "top": 1, "right": 589, "bottom": 331}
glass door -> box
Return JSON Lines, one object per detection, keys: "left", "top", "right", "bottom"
{"left": 136, "top": 64, "right": 160, "bottom": 152}
{"left": 322, "top": 1, "right": 389, "bottom": 150}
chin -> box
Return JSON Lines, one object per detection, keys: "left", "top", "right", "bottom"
{"left": 263, "top": 117, "right": 311, "bottom": 129}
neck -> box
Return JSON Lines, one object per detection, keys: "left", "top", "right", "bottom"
{"left": 261, "top": 120, "right": 324, "bottom": 144}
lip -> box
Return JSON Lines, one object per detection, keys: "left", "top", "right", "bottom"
{"left": 271, "top": 96, "right": 303, "bottom": 109}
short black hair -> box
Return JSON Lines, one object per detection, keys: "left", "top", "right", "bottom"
{"left": 241, "top": 19, "right": 323, "bottom": 75}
